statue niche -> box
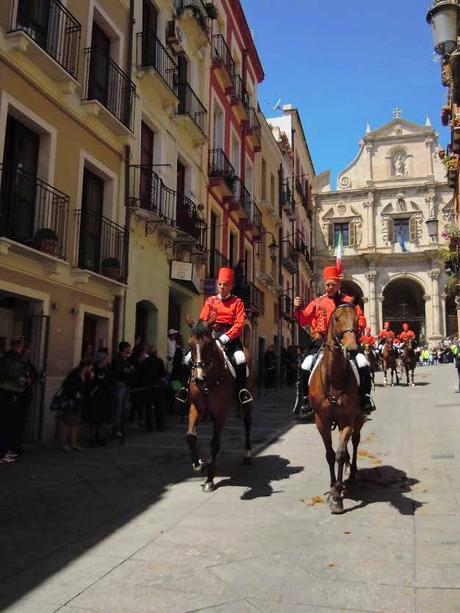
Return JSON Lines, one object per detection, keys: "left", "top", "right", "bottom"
{"left": 391, "top": 149, "right": 408, "bottom": 177}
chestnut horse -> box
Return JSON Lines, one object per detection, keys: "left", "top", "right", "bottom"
{"left": 363, "top": 343, "right": 378, "bottom": 390}
{"left": 185, "top": 317, "right": 252, "bottom": 492}
{"left": 401, "top": 340, "right": 417, "bottom": 386}
{"left": 309, "top": 304, "right": 365, "bottom": 514}
{"left": 382, "top": 338, "right": 399, "bottom": 386}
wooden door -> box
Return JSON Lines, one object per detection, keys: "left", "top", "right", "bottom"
{"left": 89, "top": 22, "right": 110, "bottom": 105}
{"left": 142, "top": 0, "right": 158, "bottom": 66}
{"left": 1, "top": 116, "right": 39, "bottom": 243}
{"left": 140, "top": 122, "right": 155, "bottom": 211}
{"left": 177, "top": 55, "right": 188, "bottom": 113}
{"left": 79, "top": 169, "right": 103, "bottom": 272}
{"left": 17, "top": 0, "right": 51, "bottom": 49}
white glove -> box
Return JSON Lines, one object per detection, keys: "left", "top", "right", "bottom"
{"left": 219, "top": 334, "right": 230, "bottom": 345}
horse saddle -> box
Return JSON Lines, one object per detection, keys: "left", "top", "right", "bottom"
{"left": 216, "top": 342, "right": 249, "bottom": 379}
{"left": 308, "top": 351, "right": 360, "bottom": 387}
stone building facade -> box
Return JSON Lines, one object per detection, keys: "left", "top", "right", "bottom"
{"left": 313, "top": 113, "right": 456, "bottom": 342}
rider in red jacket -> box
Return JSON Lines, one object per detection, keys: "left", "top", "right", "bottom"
{"left": 398, "top": 322, "right": 416, "bottom": 344}
{"left": 360, "top": 327, "right": 376, "bottom": 348}
{"left": 293, "top": 265, "right": 375, "bottom": 415}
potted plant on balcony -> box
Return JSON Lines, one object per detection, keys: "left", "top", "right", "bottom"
{"left": 441, "top": 105, "right": 452, "bottom": 126}
{"left": 34, "top": 228, "right": 59, "bottom": 256}
{"left": 441, "top": 223, "right": 460, "bottom": 250}
{"left": 102, "top": 257, "right": 121, "bottom": 280}
{"left": 204, "top": 3, "right": 218, "bottom": 19}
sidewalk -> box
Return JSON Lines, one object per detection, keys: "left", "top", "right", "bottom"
{"left": 0, "top": 385, "right": 296, "bottom": 613}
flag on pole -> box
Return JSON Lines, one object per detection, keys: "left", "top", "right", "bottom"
{"left": 335, "top": 231, "right": 343, "bottom": 275}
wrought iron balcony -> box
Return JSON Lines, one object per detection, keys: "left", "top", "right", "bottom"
{"left": 246, "top": 107, "right": 261, "bottom": 151}
{"left": 176, "top": 82, "right": 207, "bottom": 140}
{"left": 0, "top": 164, "right": 69, "bottom": 259}
{"left": 247, "top": 282, "right": 262, "bottom": 314}
{"left": 279, "top": 294, "right": 295, "bottom": 323}
{"left": 208, "top": 148, "right": 235, "bottom": 184}
{"left": 249, "top": 201, "right": 262, "bottom": 238}
{"left": 8, "top": 0, "right": 81, "bottom": 79}
{"left": 129, "top": 165, "right": 205, "bottom": 244}
{"left": 229, "top": 177, "right": 251, "bottom": 219}
{"left": 281, "top": 239, "right": 297, "bottom": 273}
{"left": 174, "top": 0, "right": 208, "bottom": 32}
{"left": 136, "top": 31, "right": 178, "bottom": 97}
{"left": 211, "top": 34, "right": 235, "bottom": 88}
{"left": 75, "top": 209, "right": 128, "bottom": 282}
{"left": 230, "top": 74, "right": 249, "bottom": 121}
{"left": 83, "top": 46, "right": 136, "bottom": 131}
{"left": 208, "top": 248, "right": 229, "bottom": 278}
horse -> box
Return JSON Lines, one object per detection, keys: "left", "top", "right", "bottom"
{"left": 401, "top": 340, "right": 417, "bottom": 386}
{"left": 185, "top": 316, "right": 252, "bottom": 492}
{"left": 381, "top": 338, "right": 399, "bottom": 386}
{"left": 363, "top": 343, "right": 378, "bottom": 390}
{"left": 309, "top": 303, "right": 365, "bottom": 514}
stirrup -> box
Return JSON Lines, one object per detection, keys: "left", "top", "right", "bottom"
{"left": 361, "top": 394, "right": 376, "bottom": 414}
{"left": 175, "top": 387, "right": 189, "bottom": 405}
{"left": 238, "top": 388, "right": 253, "bottom": 405}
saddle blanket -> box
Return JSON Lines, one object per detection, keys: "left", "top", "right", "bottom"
{"left": 308, "top": 351, "right": 360, "bottom": 387}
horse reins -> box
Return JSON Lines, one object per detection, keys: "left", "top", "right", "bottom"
{"left": 190, "top": 338, "right": 227, "bottom": 394}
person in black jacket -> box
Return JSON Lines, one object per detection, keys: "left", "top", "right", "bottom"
{"left": 58, "top": 357, "right": 93, "bottom": 451}
{"left": 138, "top": 347, "right": 166, "bottom": 432}
{"left": 111, "top": 342, "right": 134, "bottom": 438}
{"left": 87, "top": 350, "right": 112, "bottom": 446}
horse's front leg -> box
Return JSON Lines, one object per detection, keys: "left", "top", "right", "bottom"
{"left": 203, "top": 413, "right": 225, "bottom": 492}
{"left": 332, "top": 425, "right": 353, "bottom": 514}
{"left": 186, "top": 402, "right": 203, "bottom": 472}
{"left": 349, "top": 415, "right": 365, "bottom": 481}
{"left": 242, "top": 399, "right": 252, "bottom": 466}
{"left": 383, "top": 367, "right": 387, "bottom": 386}
{"left": 316, "top": 416, "right": 337, "bottom": 511}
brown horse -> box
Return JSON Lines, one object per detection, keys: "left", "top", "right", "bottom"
{"left": 401, "top": 340, "right": 417, "bottom": 386}
{"left": 363, "top": 343, "right": 378, "bottom": 390}
{"left": 309, "top": 304, "right": 365, "bottom": 514}
{"left": 382, "top": 338, "right": 399, "bottom": 386}
{"left": 185, "top": 317, "right": 252, "bottom": 492}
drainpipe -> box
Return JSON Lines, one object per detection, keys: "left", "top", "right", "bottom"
{"left": 122, "top": 0, "right": 135, "bottom": 343}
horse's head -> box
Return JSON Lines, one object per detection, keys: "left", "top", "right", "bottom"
{"left": 329, "top": 304, "right": 358, "bottom": 359}
{"left": 188, "top": 314, "right": 219, "bottom": 390}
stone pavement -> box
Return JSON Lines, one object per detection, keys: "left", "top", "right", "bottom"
{"left": 1, "top": 366, "right": 460, "bottom": 612}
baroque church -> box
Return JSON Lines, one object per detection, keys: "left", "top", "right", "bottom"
{"left": 313, "top": 111, "right": 456, "bottom": 343}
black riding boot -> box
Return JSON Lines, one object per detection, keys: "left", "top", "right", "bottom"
{"left": 235, "top": 363, "right": 253, "bottom": 407}
{"left": 293, "top": 370, "right": 311, "bottom": 415}
{"left": 358, "top": 365, "right": 375, "bottom": 414}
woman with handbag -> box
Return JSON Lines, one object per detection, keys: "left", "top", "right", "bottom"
{"left": 57, "top": 357, "right": 94, "bottom": 451}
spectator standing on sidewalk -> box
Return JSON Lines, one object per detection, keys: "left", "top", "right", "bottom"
{"left": 0, "top": 336, "right": 29, "bottom": 464}
{"left": 130, "top": 341, "right": 148, "bottom": 427}
{"left": 111, "top": 342, "right": 134, "bottom": 438}
{"left": 12, "top": 343, "right": 37, "bottom": 455}
{"left": 87, "top": 350, "right": 112, "bottom": 446}
{"left": 58, "top": 357, "right": 94, "bottom": 451}
{"left": 264, "top": 345, "right": 277, "bottom": 393}
{"left": 138, "top": 347, "right": 166, "bottom": 431}
{"left": 166, "top": 329, "right": 178, "bottom": 375}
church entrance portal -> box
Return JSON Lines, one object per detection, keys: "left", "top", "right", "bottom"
{"left": 382, "top": 278, "right": 425, "bottom": 341}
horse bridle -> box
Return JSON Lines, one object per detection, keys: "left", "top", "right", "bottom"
{"left": 190, "top": 337, "right": 227, "bottom": 394}
{"left": 327, "top": 304, "right": 358, "bottom": 352}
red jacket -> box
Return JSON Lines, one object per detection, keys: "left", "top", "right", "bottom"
{"left": 199, "top": 294, "right": 245, "bottom": 341}
{"left": 360, "top": 334, "right": 376, "bottom": 347}
{"left": 399, "top": 330, "right": 415, "bottom": 343}
{"left": 378, "top": 329, "right": 395, "bottom": 341}
{"left": 294, "top": 293, "right": 366, "bottom": 338}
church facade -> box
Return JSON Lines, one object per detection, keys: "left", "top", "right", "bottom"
{"left": 313, "top": 113, "right": 456, "bottom": 343}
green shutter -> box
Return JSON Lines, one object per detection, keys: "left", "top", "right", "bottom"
{"left": 409, "top": 216, "right": 417, "bottom": 242}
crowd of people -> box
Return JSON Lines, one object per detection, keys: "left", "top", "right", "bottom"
{"left": 0, "top": 331, "right": 188, "bottom": 465}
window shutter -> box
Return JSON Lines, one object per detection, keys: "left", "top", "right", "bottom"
{"left": 387, "top": 218, "right": 394, "bottom": 243}
{"left": 327, "top": 223, "right": 334, "bottom": 247}
{"left": 349, "top": 221, "right": 356, "bottom": 247}
{"left": 409, "top": 216, "right": 417, "bottom": 242}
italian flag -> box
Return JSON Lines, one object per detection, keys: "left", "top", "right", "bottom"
{"left": 335, "top": 231, "right": 343, "bottom": 276}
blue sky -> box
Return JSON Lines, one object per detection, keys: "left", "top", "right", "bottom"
{"left": 241, "top": 0, "right": 447, "bottom": 185}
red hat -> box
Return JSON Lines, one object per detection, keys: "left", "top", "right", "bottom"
{"left": 402, "top": 322, "right": 409, "bottom": 330}
{"left": 217, "top": 267, "right": 234, "bottom": 285}
{"left": 323, "top": 266, "right": 340, "bottom": 281}
{"left": 384, "top": 321, "right": 390, "bottom": 327}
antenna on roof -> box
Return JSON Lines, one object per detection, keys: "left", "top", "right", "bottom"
{"left": 268, "top": 99, "right": 282, "bottom": 112}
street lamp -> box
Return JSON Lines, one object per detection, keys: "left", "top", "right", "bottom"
{"left": 426, "top": 216, "right": 439, "bottom": 242}
{"left": 255, "top": 230, "right": 278, "bottom": 262}
{"left": 426, "top": 1, "right": 460, "bottom": 56}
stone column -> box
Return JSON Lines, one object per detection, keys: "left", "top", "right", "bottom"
{"left": 441, "top": 292, "right": 447, "bottom": 338}
{"left": 422, "top": 294, "right": 431, "bottom": 343}
{"left": 365, "top": 270, "right": 378, "bottom": 332}
{"left": 365, "top": 145, "right": 373, "bottom": 180}
{"left": 377, "top": 292, "right": 384, "bottom": 331}
{"left": 425, "top": 139, "right": 434, "bottom": 176}
{"left": 364, "top": 192, "right": 375, "bottom": 248}
{"left": 429, "top": 269, "right": 442, "bottom": 339}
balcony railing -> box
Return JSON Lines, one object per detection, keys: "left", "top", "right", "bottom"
{"left": 231, "top": 177, "right": 252, "bottom": 217}
{"left": 208, "top": 148, "right": 235, "bottom": 181}
{"left": 211, "top": 34, "right": 235, "bottom": 78}
{"left": 281, "top": 185, "right": 293, "bottom": 207}
{"left": 208, "top": 248, "right": 229, "bottom": 278}
{"left": 75, "top": 209, "right": 128, "bottom": 282}
{"left": 231, "top": 74, "right": 249, "bottom": 108}
{"left": 136, "top": 31, "right": 178, "bottom": 96}
{"left": 247, "top": 107, "right": 261, "bottom": 140}
{"left": 129, "top": 165, "right": 204, "bottom": 242}
{"left": 279, "top": 294, "right": 295, "bottom": 322}
{"left": 174, "top": 0, "right": 208, "bottom": 31}
{"left": 281, "top": 240, "right": 297, "bottom": 273}
{"left": 0, "top": 164, "right": 69, "bottom": 259}
{"left": 247, "top": 282, "right": 262, "bottom": 312}
{"left": 9, "top": 0, "right": 81, "bottom": 79}
{"left": 83, "top": 46, "right": 136, "bottom": 131}
{"left": 176, "top": 82, "right": 207, "bottom": 136}
{"left": 250, "top": 201, "right": 262, "bottom": 235}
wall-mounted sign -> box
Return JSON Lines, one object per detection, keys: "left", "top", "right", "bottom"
{"left": 170, "top": 260, "right": 200, "bottom": 293}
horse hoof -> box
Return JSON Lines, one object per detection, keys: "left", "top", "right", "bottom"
{"left": 192, "top": 460, "right": 205, "bottom": 473}
{"left": 412, "top": 383, "right": 415, "bottom": 387}
{"left": 242, "top": 456, "right": 252, "bottom": 466}
{"left": 329, "top": 499, "right": 344, "bottom": 514}
{"left": 202, "top": 481, "right": 215, "bottom": 492}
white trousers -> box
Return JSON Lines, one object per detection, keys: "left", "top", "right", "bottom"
{"left": 301, "top": 351, "right": 369, "bottom": 371}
